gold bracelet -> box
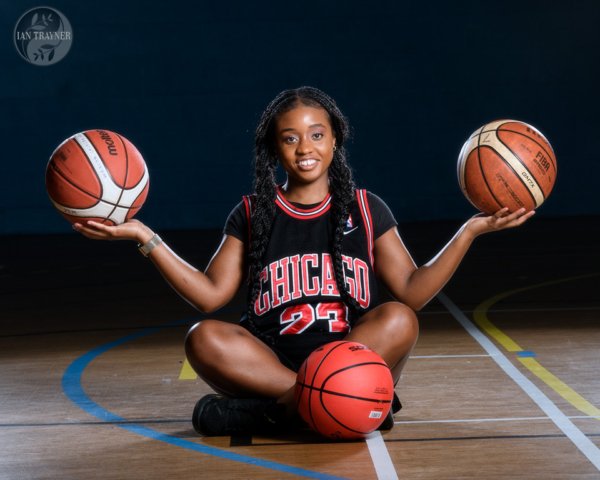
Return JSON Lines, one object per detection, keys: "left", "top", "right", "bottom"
{"left": 137, "top": 234, "right": 162, "bottom": 257}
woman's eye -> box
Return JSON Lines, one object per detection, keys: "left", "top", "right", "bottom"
{"left": 284, "top": 136, "right": 297, "bottom": 144}
{"left": 312, "top": 132, "right": 324, "bottom": 140}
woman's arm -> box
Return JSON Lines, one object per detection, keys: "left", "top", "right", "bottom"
{"left": 374, "top": 208, "right": 534, "bottom": 311}
{"left": 73, "top": 219, "right": 245, "bottom": 313}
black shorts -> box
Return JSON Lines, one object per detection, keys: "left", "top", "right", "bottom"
{"left": 240, "top": 315, "right": 347, "bottom": 372}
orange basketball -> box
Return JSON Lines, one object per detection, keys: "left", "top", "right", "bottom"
{"left": 295, "top": 341, "right": 393, "bottom": 440}
{"left": 46, "top": 129, "right": 149, "bottom": 225}
{"left": 457, "top": 120, "right": 557, "bottom": 214}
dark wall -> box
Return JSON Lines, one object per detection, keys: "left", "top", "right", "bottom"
{"left": 2, "top": 1, "right": 599, "bottom": 234}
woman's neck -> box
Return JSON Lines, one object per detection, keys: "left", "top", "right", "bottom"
{"left": 280, "top": 178, "right": 330, "bottom": 204}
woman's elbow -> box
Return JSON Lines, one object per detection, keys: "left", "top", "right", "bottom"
{"left": 394, "top": 294, "right": 427, "bottom": 312}
{"left": 194, "top": 300, "right": 223, "bottom": 314}
{"left": 193, "top": 292, "right": 234, "bottom": 314}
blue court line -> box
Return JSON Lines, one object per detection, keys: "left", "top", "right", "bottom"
{"left": 516, "top": 351, "right": 537, "bottom": 358}
{"left": 61, "top": 320, "right": 347, "bottom": 480}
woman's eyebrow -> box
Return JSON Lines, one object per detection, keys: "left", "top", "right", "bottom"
{"left": 279, "top": 123, "right": 326, "bottom": 133}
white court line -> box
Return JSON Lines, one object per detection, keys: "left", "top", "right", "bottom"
{"left": 397, "top": 415, "right": 600, "bottom": 425}
{"left": 486, "top": 306, "right": 600, "bottom": 313}
{"left": 438, "top": 292, "right": 600, "bottom": 471}
{"left": 419, "top": 305, "right": 600, "bottom": 315}
{"left": 412, "top": 354, "right": 489, "bottom": 359}
{"left": 366, "top": 431, "right": 398, "bottom": 480}
{"left": 397, "top": 415, "right": 549, "bottom": 425}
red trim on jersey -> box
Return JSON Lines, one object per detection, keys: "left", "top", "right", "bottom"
{"left": 275, "top": 187, "right": 332, "bottom": 220}
{"left": 242, "top": 195, "right": 252, "bottom": 244}
{"left": 356, "top": 189, "right": 374, "bottom": 266}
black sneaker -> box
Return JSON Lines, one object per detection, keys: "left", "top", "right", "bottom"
{"left": 392, "top": 392, "right": 402, "bottom": 413}
{"left": 378, "top": 392, "right": 402, "bottom": 431}
{"left": 192, "top": 394, "right": 286, "bottom": 436}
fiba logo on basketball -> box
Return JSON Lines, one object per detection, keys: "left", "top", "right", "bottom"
{"left": 14, "top": 7, "right": 73, "bottom": 66}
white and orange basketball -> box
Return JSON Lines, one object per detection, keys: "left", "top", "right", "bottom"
{"left": 457, "top": 120, "right": 557, "bottom": 214}
{"left": 46, "top": 129, "right": 149, "bottom": 225}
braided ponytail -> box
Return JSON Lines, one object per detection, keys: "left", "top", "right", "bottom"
{"left": 328, "top": 147, "right": 362, "bottom": 317}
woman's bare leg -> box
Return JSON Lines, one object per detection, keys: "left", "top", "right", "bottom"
{"left": 185, "top": 319, "right": 296, "bottom": 399}
{"left": 345, "top": 301, "right": 419, "bottom": 382}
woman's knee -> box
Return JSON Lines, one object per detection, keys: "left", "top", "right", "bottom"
{"left": 185, "top": 319, "right": 236, "bottom": 364}
{"left": 375, "top": 302, "right": 419, "bottom": 340}
{"left": 186, "top": 319, "right": 215, "bottom": 348}
{"left": 350, "top": 302, "right": 419, "bottom": 348}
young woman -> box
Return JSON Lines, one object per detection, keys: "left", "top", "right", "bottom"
{"left": 73, "top": 86, "right": 533, "bottom": 436}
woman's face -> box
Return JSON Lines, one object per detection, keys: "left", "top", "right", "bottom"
{"left": 274, "top": 104, "right": 336, "bottom": 186}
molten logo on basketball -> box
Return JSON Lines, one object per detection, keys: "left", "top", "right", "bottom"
{"left": 98, "top": 130, "right": 119, "bottom": 156}
{"left": 46, "top": 130, "right": 150, "bottom": 226}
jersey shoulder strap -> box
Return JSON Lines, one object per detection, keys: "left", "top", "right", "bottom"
{"left": 242, "top": 194, "right": 255, "bottom": 244}
{"left": 355, "top": 189, "right": 374, "bottom": 266}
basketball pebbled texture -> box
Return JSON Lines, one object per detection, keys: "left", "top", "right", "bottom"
{"left": 295, "top": 341, "right": 393, "bottom": 440}
{"left": 457, "top": 119, "right": 557, "bottom": 214}
{"left": 46, "top": 129, "right": 149, "bottom": 225}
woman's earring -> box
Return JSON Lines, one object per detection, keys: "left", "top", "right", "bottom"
{"left": 333, "top": 145, "right": 337, "bottom": 152}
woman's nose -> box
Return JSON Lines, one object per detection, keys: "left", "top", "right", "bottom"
{"left": 296, "top": 136, "right": 313, "bottom": 154}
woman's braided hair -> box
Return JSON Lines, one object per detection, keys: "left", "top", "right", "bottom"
{"left": 246, "top": 86, "right": 362, "bottom": 329}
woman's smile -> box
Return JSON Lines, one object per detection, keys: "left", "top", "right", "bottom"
{"left": 275, "top": 104, "right": 335, "bottom": 188}
{"left": 297, "top": 158, "right": 318, "bottom": 170}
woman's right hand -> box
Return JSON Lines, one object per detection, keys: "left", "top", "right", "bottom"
{"left": 72, "top": 219, "right": 154, "bottom": 244}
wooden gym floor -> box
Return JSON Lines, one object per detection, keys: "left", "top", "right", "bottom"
{"left": 1, "top": 215, "right": 599, "bottom": 479}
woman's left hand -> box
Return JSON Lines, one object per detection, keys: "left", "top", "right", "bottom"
{"left": 465, "top": 207, "right": 535, "bottom": 238}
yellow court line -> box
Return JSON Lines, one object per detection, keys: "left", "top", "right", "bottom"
{"left": 473, "top": 273, "right": 600, "bottom": 418}
{"left": 473, "top": 311, "right": 523, "bottom": 352}
{"left": 179, "top": 358, "right": 198, "bottom": 380}
{"left": 519, "top": 357, "right": 600, "bottom": 417}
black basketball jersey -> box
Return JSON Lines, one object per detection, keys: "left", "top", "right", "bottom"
{"left": 224, "top": 187, "right": 397, "bottom": 359}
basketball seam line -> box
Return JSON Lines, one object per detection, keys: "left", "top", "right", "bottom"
{"left": 59, "top": 132, "right": 146, "bottom": 216}
{"left": 47, "top": 161, "right": 102, "bottom": 209}
{"left": 84, "top": 131, "right": 127, "bottom": 223}
{"left": 476, "top": 127, "right": 504, "bottom": 211}
{"left": 296, "top": 381, "right": 393, "bottom": 404}
{"left": 493, "top": 129, "right": 554, "bottom": 196}
{"left": 73, "top": 134, "right": 106, "bottom": 202}
{"left": 468, "top": 121, "right": 555, "bottom": 211}
{"left": 491, "top": 129, "right": 549, "bottom": 201}
{"left": 477, "top": 124, "right": 556, "bottom": 172}
{"left": 478, "top": 144, "right": 539, "bottom": 208}
{"left": 305, "top": 341, "right": 351, "bottom": 437}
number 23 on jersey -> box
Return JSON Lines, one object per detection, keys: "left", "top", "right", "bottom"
{"left": 279, "top": 302, "right": 349, "bottom": 335}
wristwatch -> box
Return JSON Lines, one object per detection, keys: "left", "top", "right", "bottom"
{"left": 138, "top": 233, "right": 162, "bottom": 257}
